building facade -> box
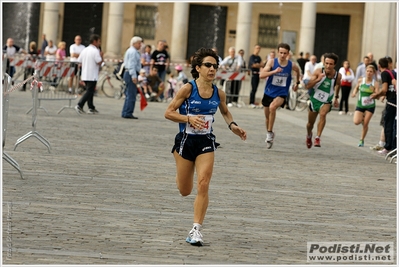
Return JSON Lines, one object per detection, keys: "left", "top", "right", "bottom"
{"left": 2, "top": 2, "right": 397, "bottom": 68}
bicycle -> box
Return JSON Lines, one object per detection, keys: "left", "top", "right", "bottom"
{"left": 294, "top": 84, "right": 310, "bottom": 112}
{"left": 98, "top": 63, "right": 126, "bottom": 99}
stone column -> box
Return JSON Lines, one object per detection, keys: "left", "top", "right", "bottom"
{"left": 235, "top": 2, "right": 252, "bottom": 60}
{"left": 105, "top": 3, "right": 124, "bottom": 58}
{"left": 298, "top": 2, "right": 317, "bottom": 55}
{"left": 362, "top": 2, "right": 397, "bottom": 61}
{"left": 170, "top": 3, "right": 189, "bottom": 63}
{"left": 42, "top": 3, "right": 60, "bottom": 43}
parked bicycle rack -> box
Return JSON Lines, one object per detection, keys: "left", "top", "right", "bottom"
{"left": 2, "top": 73, "right": 24, "bottom": 179}
{"left": 14, "top": 70, "right": 51, "bottom": 153}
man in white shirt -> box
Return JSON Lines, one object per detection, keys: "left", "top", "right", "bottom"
{"left": 220, "top": 46, "right": 243, "bottom": 106}
{"left": 44, "top": 40, "right": 57, "bottom": 61}
{"left": 314, "top": 54, "right": 325, "bottom": 70}
{"left": 303, "top": 55, "right": 317, "bottom": 85}
{"left": 75, "top": 34, "right": 103, "bottom": 115}
{"left": 68, "top": 35, "right": 85, "bottom": 94}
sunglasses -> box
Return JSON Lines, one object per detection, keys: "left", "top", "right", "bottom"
{"left": 202, "top": 62, "right": 218, "bottom": 69}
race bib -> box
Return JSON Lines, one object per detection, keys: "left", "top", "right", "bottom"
{"left": 361, "top": 96, "right": 374, "bottom": 106}
{"left": 271, "top": 75, "right": 287, "bottom": 87}
{"left": 186, "top": 114, "right": 213, "bottom": 135}
{"left": 313, "top": 89, "right": 330, "bottom": 103}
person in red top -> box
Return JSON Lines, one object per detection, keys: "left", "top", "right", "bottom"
{"left": 338, "top": 60, "right": 355, "bottom": 115}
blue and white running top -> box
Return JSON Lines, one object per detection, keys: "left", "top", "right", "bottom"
{"left": 264, "top": 58, "right": 293, "bottom": 98}
{"left": 178, "top": 80, "right": 220, "bottom": 135}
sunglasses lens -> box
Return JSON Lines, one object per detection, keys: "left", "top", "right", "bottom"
{"left": 203, "top": 63, "right": 218, "bottom": 69}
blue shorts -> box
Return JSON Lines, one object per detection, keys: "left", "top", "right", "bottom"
{"left": 171, "top": 132, "right": 220, "bottom": 162}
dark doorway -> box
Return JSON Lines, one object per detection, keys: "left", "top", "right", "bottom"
{"left": 314, "top": 14, "right": 350, "bottom": 70}
{"left": 187, "top": 4, "right": 227, "bottom": 61}
{"left": 62, "top": 3, "right": 103, "bottom": 56}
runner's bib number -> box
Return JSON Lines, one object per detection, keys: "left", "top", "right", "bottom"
{"left": 313, "top": 89, "right": 330, "bottom": 103}
{"left": 186, "top": 114, "right": 213, "bottom": 135}
{"left": 361, "top": 96, "right": 374, "bottom": 106}
{"left": 271, "top": 75, "right": 288, "bottom": 87}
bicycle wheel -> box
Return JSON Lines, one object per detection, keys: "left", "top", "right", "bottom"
{"left": 295, "top": 92, "right": 309, "bottom": 112}
{"left": 287, "top": 86, "right": 297, "bottom": 110}
{"left": 114, "top": 81, "right": 125, "bottom": 99}
{"left": 101, "top": 74, "right": 122, "bottom": 98}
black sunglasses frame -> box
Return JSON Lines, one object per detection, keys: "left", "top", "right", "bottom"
{"left": 202, "top": 62, "right": 218, "bottom": 69}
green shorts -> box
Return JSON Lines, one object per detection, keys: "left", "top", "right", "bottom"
{"left": 309, "top": 98, "right": 332, "bottom": 113}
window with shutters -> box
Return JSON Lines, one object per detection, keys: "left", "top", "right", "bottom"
{"left": 258, "top": 14, "right": 280, "bottom": 47}
{"left": 134, "top": 5, "right": 157, "bottom": 40}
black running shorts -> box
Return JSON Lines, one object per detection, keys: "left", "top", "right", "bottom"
{"left": 171, "top": 132, "right": 220, "bottom": 162}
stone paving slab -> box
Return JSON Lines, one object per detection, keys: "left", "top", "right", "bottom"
{"left": 2, "top": 86, "right": 396, "bottom": 265}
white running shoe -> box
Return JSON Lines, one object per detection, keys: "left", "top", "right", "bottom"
{"left": 265, "top": 131, "right": 275, "bottom": 149}
{"left": 186, "top": 227, "right": 203, "bottom": 246}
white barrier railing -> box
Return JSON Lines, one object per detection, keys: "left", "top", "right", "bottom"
{"left": 2, "top": 73, "right": 24, "bottom": 179}
{"left": 13, "top": 69, "right": 51, "bottom": 153}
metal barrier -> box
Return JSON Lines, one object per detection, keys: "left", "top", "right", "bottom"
{"left": 26, "top": 60, "right": 77, "bottom": 115}
{"left": 2, "top": 73, "right": 24, "bottom": 179}
{"left": 216, "top": 70, "right": 247, "bottom": 107}
{"left": 14, "top": 69, "right": 51, "bottom": 153}
{"left": 3, "top": 55, "right": 78, "bottom": 115}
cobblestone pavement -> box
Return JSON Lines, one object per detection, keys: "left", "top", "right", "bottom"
{"left": 2, "top": 85, "right": 396, "bottom": 265}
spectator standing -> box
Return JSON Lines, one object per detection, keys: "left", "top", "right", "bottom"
{"left": 248, "top": 44, "right": 262, "bottom": 107}
{"left": 314, "top": 54, "right": 325, "bottom": 70}
{"left": 150, "top": 40, "right": 170, "bottom": 83}
{"left": 355, "top": 56, "right": 370, "bottom": 82}
{"left": 44, "top": 40, "right": 57, "bottom": 61}
{"left": 68, "top": 35, "right": 86, "bottom": 94}
{"left": 141, "top": 44, "right": 152, "bottom": 75}
{"left": 338, "top": 60, "right": 355, "bottom": 115}
{"left": 56, "top": 41, "right": 66, "bottom": 61}
{"left": 220, "top": 46, "right": 243, "bottom": 106}
{"left": 296, "top": 51, "right": 308, "bottom": 75}
{"left": 212, "top": 47, "right": 223, "bottom": 65}
{"left": 370, "top": 57, "right": 397, "bottom": 155}
{"left": 75, "top": 34, "right": 103, "bottom": 115}
{"left": 302, "top": 55, "right": 317, "bottom": 85}
{"left": 175, "top": 64, "right": 188, "bottom": 92}
{"left": 121, "top": 36, "right": 143, "bottom": 119}
{"left": 370, "top": 56, "right": 396, "bottom": 151}
{"left": 3, "top": 38, "right": 25, "bottom": 79}
{"left": 367, "top": 52, "right": 378, "bottom": 73}
{"left": 40, "top": 34, "right": 48, "bottom": 59}
{"left": 22, "top": 41, "right": 38, "bottom": 91}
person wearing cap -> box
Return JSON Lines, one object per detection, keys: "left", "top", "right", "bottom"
{"left": 175, "top": 64, "right": 188, "bottom": 92}
{"left": 121, "top": 36, "right": 143, "bottom": 119}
